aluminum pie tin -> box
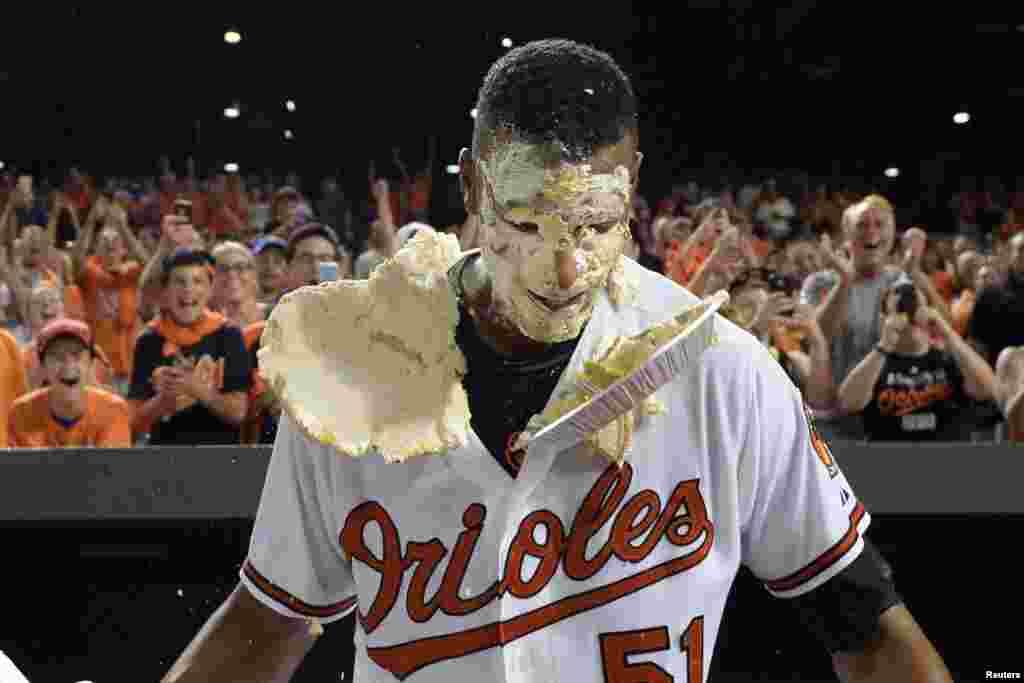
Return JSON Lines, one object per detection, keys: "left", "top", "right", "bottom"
{"left": 531, "top": 289, "right": 729, "bottom": 453}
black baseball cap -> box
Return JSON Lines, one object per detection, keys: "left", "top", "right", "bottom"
{"left": 161, "top": 247, "right": 215, "bottom": 284}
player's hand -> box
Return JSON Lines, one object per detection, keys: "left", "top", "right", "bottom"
{"left": 878, "top": 313, "right": 910, "bottom": 353}
{"left": 372, "top": 178, "right": 389, "bottom": 200}
{"left": 820, "top": 233, "right": 856, "bottom": 284}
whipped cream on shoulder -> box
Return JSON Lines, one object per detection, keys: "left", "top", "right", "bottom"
{"left": 258, "top": 230, "right": 470, "bottom": 462}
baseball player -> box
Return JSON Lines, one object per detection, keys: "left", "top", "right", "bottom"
{"left": 163, "top": 40, "right": 951, "bottom": 682}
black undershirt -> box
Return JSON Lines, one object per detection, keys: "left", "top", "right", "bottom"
{"left": 454, "top": 304, "right": 580, "bottom": 478}
{"left": 450, "top": 252, "right": 582, "bottom": 478}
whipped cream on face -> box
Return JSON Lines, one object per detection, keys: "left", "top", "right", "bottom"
{"left": 476, "top": 137, "right": 635, "bottom": 343}
{"left": 258, "top": 230, "right": 470, "bottom": 462}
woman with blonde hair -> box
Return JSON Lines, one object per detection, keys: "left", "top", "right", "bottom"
{"left": 209, "top": 241, "right": 266, "bottom": 328}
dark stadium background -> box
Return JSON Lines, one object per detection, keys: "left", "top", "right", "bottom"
{"left": 4, "top": 5, "right": 1024, "bottom": 228}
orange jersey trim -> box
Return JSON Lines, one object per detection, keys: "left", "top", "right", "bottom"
{"left": 764, "top": 501, "right": 866, "bottom": 593}
{"left": 242, "top": 559, "right": 357, "bottom": 619}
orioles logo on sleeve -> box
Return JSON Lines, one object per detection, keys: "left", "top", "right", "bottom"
{"left": 804, "top": 403, "right": 839, "bottom": 479}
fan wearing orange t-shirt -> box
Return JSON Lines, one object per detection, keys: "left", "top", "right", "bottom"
{"left": 8, "top": 319, "right": 131, "bottom": 448}
{"left": 71, "top": 198, "right": 150, "bottom": 393}
{"left": 0, "top": 328, "right": 28, "bottom": 447}
{"left": 19, "top": 285, "right": 112, "bottom": 391}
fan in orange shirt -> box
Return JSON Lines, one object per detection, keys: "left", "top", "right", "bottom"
{"left": 20, "top": 285, "right": 109, "bottom": 391}
{"left": 8, "top": 318, "right": 131, "bottom": 448}
{"left": 72, "top": 201, "right": 151, "bottom": 392}
{"left": 0, "top": 328, "right": 28, "bottom": 447}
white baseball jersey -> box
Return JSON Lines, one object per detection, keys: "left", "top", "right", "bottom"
{"left": 241, "top": 257, "right": 869, "bottom": 682}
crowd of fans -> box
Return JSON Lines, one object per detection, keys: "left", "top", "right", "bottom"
{"left": 1, "top": 161, "right": 1022, "bottom": 450}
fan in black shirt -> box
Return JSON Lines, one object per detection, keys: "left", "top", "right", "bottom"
{"left": 127, "top": 248, "right": 251, "bottom": 444}
{"left": 838, "top": 277, "right": 996, "bottom": 441}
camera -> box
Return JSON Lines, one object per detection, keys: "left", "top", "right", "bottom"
{"left": 767, "top": 272, "right": 789, "bottom": 292}
{"left": 892, "top": 280, "right": 918, "bottom": 316}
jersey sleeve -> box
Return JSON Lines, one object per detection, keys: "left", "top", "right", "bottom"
{"left": 740, "top": 348, "right": 870, "bottom": 599}
{"left": 240, "top": 412, "right": 359, "bottom": 624}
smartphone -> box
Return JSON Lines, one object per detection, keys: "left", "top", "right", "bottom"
{"left": 318, "top": 261, "right": 340, "bottom": 283}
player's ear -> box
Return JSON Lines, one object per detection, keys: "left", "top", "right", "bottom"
{"left": 458, "top": 148, "right": 480, "bottom": 216}
{"left": 631, "top": 151, "right": 643, "bottom": 194}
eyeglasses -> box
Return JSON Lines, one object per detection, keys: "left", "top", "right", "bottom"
{"left": 215, "top": 262, "right": 254, "bottom": 275}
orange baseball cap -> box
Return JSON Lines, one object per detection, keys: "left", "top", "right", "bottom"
{"left": 36, "top": 318, "right": 109, "bottom": 366}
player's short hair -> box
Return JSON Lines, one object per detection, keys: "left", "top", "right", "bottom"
{"left": 471, "top": 39, "right": 638, "bottom": 162}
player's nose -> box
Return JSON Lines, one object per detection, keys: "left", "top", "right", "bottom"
{"left": 555, "top": 250, "right": 577, "bottom": 289}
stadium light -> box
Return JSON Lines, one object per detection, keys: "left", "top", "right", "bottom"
{"left": 953, "top": 111, "right": 970, "bottom": 125}
{"left": 224, "top": 162, "right": 239, "bottom": 173}
{"left": 446, "top": 164, "right": 460, "bottom": 175}
{"left": 224, "top": 106, "right": 240, "bottom": 119}
{"left": 501, "top": 37, "right": 513, "bottom": 48}
{"left": 285, "top": 100, "right": 296, "bottom": 112}
{"left": 884, "top": 167, "right": 900, "bottom": 178}
{"left": 224, "top": 30, "right": 241, "bottom": 44}
{"left": 470, "top": 108, "right": 478, "bottom": 119}
{"left": 0, "top": 161, "right": 4, "bottom": 170}
{"left": 284, "top": 130, "right": 294, "bottom": 140}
